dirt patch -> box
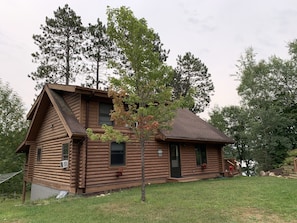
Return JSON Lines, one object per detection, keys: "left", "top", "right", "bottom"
{"left": 236, "top": 207, "right": 296, "bottom": 223}
{"left": 100, "top": 202, "right": 131, "bottom": 215}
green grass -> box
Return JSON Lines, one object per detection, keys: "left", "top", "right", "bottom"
{"left": 1, "top": 177, "right": 297, "bottom": 223}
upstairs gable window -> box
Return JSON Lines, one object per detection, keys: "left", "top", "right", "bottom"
{"left": 99, "top": 103, "right": 113, "bottom": 126}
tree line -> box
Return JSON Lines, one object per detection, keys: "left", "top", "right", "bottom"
{"left": 209, "top": 44, "right": 297, "bottom": 173}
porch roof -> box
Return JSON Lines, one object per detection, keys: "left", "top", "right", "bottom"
{"left": 158, "top": 109, "right": 234, "bottom": 144}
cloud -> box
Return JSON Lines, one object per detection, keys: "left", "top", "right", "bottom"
{"left": 274, "top": 9, "right": 297, "bottom": 34}
{"left": 177, "top": 2, "right": 217, "bottom": 33}
{"left": 187, "top": 16, "right": 216, "bottom": 33}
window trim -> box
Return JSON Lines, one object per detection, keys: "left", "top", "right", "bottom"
{"left": 110, "top": 142, "right": 126, "bottom": 166}
{"left": 195, "top": 144, "right": 207, "bottom": 166}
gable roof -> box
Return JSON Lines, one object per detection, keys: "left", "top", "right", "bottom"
{"left": 47, "top": 87, "right": 86, "bottom": 138}
{"left": 26, "top": 84, "right": 108, "bottom": 120}
{"left": 158, "top": 109, "right": 234, "bottom": 144}
{"left": 17, "top": 84, "right": 89, "bottom": 153}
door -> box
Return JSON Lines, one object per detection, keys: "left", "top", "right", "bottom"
{"left": 170, "top": 143, "right": 181, "bottom": 178}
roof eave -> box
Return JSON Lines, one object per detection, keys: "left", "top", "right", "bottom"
{"left": 157, "top": 135, "right": 234, "bottom": 144}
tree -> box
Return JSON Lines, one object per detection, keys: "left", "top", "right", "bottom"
{"left": 83, "top": 18, "right": 112, "bottom": 89}
{"left": 153, "top": 33, "right": 170, "bottom": 63}
{"left": 29, "top": 4, "right": 85, "bottom": 90}
{"left": 106, "top": 6, "right": 181, "bottom": 202}
{"left": 209, "top": 106, "right": 255, "bottom": 175}
{"left": 172, "top": 52, "right": 214, "bottom": 114}
{"left": 234, "top": 46, "right": 297, "bottom": 170}
{"left": 109, "top": 27, "right": 169, "bottom": 80}
{"left": 0, "top": 80, "right": 27, "bottom": 194}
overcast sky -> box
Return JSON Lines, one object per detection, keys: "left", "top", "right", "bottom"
{"left": 1, "top": 0, "right": 297, "bottom": 119}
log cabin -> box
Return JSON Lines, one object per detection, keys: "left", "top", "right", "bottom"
{"left": 16, "top": 84, "right": 234, "bottom": 201}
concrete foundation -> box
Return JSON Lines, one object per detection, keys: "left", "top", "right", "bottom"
{"left": 31, "top": 183, "right": 61, "bottom": 201}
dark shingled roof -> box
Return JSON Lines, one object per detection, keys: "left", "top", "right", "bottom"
{"left": 159, "top": 109, "right": 234, "bottom": 144}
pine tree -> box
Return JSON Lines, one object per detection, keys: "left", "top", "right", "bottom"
{"left": 29, "top": 4, "right": 85, "bottom": 90}
{"left": 83, "top": 18, "right": 112, "bottom": 89}
{"left": 172, "top": 52, "right": 214, "bottom": 113}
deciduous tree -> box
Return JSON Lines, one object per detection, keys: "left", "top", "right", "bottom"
{"left": 234, "top": 46, "right": 297, "bottom": 170}
{"left": 106, "top": 6, "right": 181, "bottom": 202}
{"left": 0, "top": 80, "right": 27, "bottom": 194}
{"left": 209, "top": 106, "right": 254, "bottom": 175}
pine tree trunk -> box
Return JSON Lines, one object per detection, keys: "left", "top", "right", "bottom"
{"left": 66, "top": 34, "right": 70, "bottom": 85}
{"left": 96, "top": 58, "right": 99, "bottom": 89}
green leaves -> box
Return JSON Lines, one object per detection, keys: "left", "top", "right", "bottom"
{"left": 86, "top": 126, "right": 129, "bottom": 143}
{"left": 106, "top": 6, "right": 180, "bottom": 139}
{"left": 0, "top": 80, "right": 27, "bottom": 193}
{"left": 214, "top": 44, "right": 297, "bottom": 171}
{"left": 104, "top": 6, "right": 183, "bottom": 201}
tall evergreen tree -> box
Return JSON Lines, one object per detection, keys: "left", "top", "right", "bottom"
{"left": 29, "top": 4, "right": 85, "bottom": 90}
{"left": 83, "top": 18, "right": 112, "bottom": 89}
{"left": 172, "top": 52, "right": 214, "bottom": 114}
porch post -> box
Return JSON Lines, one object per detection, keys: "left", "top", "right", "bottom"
{"left": 22, "top": 180, "right": 27, "bottom": 203}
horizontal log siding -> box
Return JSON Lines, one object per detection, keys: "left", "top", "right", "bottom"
{"left": 33, "top": 103, "right": 71, "bottom": 191}
{"left": 63, "top": 93, "right": 81, "bottom": 122}
{"left": 25, "top": 145, "right": 36, "bottom": 182}
{"left": 84, "top": 138, "right": 169, "bottom": 193}
{"left": 78, "top": 141, "right": 86, "bottom": 189}
{"left": 82, "top": 98, "right": 171, "bottom": 193}
{"left": 180, "top": 144, "right": 223, "bottom": 178}
{"left": 69, "top": 140, "right": 78, "bottom": 193}
{"left": 143, "top": 142, "right": 169, "bottom": 180}
{"left": 36, "top": 104, "right": 68, "bottom": 142}
{"left": 87, "top": 100, "right": 99, "bottom": 128}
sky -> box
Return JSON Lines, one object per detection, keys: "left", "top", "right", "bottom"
{"left": 1, "top": 0, "right": 297, "bottom": 119}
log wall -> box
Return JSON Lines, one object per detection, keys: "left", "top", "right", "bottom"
{"left": 84, "top": 138, "right": 169, "bottom": 193}
{"left": 32, "top": 103, "right": 72, "bottom": 191}
{"left": 27, "top": 90, "right": 225, "bottom": 195}
{"left": 63, "top": 93, "right": 81, "bottom": 122}
{"left": 180, "top": 143, "right": 223, "bottom": 178}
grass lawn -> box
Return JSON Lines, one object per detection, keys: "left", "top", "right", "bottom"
{"left": 1, "top": 176, "right": 297, "bottom": 223}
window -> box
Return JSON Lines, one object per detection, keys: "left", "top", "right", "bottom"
{"left": 110, "top": 142, "right": 125, "bottom": 166}
{"left": 195, "top": 144, "right": 207, "bottom": 166}
{"left": 62, "top": 143, "right": 69, "bottom": 161}
{"left": 37, "top": 148, "right": 42, "bottom": 162}
{"left": 99, "top": 103, "right": 113, "bottom": 126}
